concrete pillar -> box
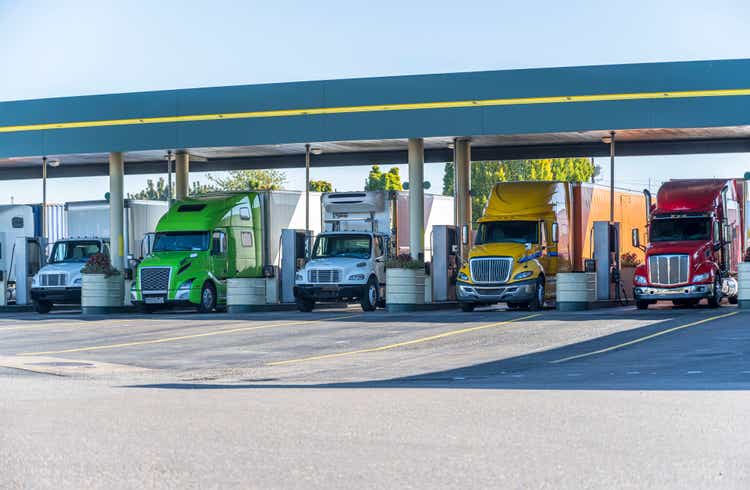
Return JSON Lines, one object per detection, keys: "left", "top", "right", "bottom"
{"left": 175, "top": 150, "right": 190, "bottom": 201}
{"left": 454, "top": 138, "right": 472, "bottom": 253}
{"left": 408, "top": 138, "right": 425, "bottom": 260}
{"left": 109, "top": 152, "right": 125, "bottom": 271}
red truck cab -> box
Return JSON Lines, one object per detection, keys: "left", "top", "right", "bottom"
{"left": 632, "top": 179, "right": 743, "bottom": 309}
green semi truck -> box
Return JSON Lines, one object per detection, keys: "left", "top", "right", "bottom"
{"left": 131, "top": 191, "right": 319, "bottom": 312}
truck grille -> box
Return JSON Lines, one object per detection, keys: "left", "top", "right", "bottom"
{"left": 648, "top": 254, "right": 689, "bottom": 285}
{"left": 470, "top": 257, "right": 513, "bottom": 283}
{"left": 308, "top": 269, "right": 341, "bottom": 283}
{"left": 40, "top": 273, "right": 67, "bottom": 287}
{"left": 140, "top": 267, "right": 171, "bottom": 293}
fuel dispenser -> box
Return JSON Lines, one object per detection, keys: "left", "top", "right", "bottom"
{"left": 280, "top": 228, "right": 312, "bottom": 303}
{"left": 593, "top": 221, "right": 621, "bottom": 301}
{"left": 431, "top": 225, "right": 459, "bottom": 302}
{"left": 0, "top": 236, "right": 43, "bottom": 305}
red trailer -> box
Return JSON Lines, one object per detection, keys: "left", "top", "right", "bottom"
{"left": 632, "top": 179, "right": 744, "bottom": 309}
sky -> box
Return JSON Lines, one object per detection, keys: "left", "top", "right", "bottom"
{"left": 1, "top": 0, "right": 749, "bottom": 203}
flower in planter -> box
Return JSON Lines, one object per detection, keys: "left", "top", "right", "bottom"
{"left": 621, "top": 252, "right": 641, "bottom": 268}
{"left": 81, "top": 253, "right": 121, "bottom": 277}
{"left": 385, "top": 253, "right": 425, "bottom": 270}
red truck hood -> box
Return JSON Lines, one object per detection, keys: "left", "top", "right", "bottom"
{"left": 646, "top": 240, "right": 709, "bottom": 258}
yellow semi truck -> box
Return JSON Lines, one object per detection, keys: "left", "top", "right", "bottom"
{"left": 456, "top": 181, "right": 646, "bottom": 312}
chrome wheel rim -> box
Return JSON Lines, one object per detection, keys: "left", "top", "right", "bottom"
{"left": 537, "top": 283, "right": 544, "bottom": 306}
{"left": 368, "top": 284, "right": 377, "bottom": 305}
{"left": 202, "top": 288, "right": 213, "bottom": 307}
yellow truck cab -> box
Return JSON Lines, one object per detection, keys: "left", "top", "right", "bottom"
{"left": 456, "top": 182, "right": 572, "bottom": 312}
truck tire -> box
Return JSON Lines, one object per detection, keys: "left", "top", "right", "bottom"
{"left": 527, "top": 278, "right": 545, "bottom": 311}
{"left": 707, "top": 278, "right": 722, "bottom": 308}
{"left": 34, "top": 300, "right": 52, "bottom": 314}
{"left": 296, "top": 297, "right": 315, "bottom": 312}
{"left": 360, "top": 276, "right": 378, "bottom": 312}
{"left": 460, "top": 303, "right": 475, "bottom": 312}
{"left": 636, "top": 300, "right": 650, "bottom": 310}
{"left": 729, "top": 295, "right": 739, "bottom": 305}
{"left": 198, "top": 282, "right": 217, "bottom": 313}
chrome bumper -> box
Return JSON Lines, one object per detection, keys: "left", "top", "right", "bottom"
{"left": 456, "top": 279, "right": 536, "bottom": 304}
{"left": 634, "top": 284, "right": 714, "bottom": 301}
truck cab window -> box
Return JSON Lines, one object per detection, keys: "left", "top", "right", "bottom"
{"left": 313, "top": 235, "right": 372, "bottom": 259}
{"left": 475, "top": 221, "right": 539, "bottom": 245}
{"left": 211, "top": 231, "right": 227, "bottom": 255}
{"left": 650, "top": 218, "right": 711, "bottom": 242}
{"left": 49, "top": 241, "right": 102, "bottom": 264}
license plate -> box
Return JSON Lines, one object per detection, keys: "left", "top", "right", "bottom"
{"left": 320, "top": 285, "right": 339, "bottom": 292}
{"left": 144, "top": 296, "right": 165, "bottom": 304}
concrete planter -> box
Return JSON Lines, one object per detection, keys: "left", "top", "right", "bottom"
{"left": 82, "top": 273, "right": 124, "bottom": 314}
{"left": 227, "top": 278, "right": 267, "bottom": 313}
{"left": 386, "top": 268, "right": 425, "bottom": 312}
{"left": 738, "top": 263, "right": 750, "bottom": 309}
{"left": 556, "top": 272, "right": 596, "bottom": 311}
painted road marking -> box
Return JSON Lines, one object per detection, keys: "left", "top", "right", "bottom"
{"left": 549, "top": 311, "right": 739, "bottom": 364}
{"left": 267, "top": 313, "right": 540, "bottom": 366}
{"left": 2, "top": 88, "right": 750, "bottom": 134}
{"left": 17, "top": 314, "right": 359, "bottom": 356}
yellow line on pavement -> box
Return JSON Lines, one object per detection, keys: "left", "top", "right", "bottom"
{"left": 267, "top": 313, "right": 541, "bottom": 366}
{"left": 2, "top": 88, "right": 750, "bottom": 133}
{"left": 18, "top": 314, "right": 358, "bottom": 356}
{"left": 549, "top": 311, "right": 739, "bottom": 364}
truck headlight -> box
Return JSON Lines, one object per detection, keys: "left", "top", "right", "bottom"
{"left": 634, "top": 275, "right": 648, "bottom": 285}
{"left": 457, "top": 271, "right": 469, "bottom": 281}
{"left": 348, "top": 274, "right": 365, "bottom": 281}
{"left": 513, "top": 270, "right": 533, "bottom": 280}
{"left": 692, "top": 272, "right": 710, "bottom": 283}
{"left": 295, "top": 273, "right": 304, "bottom": 282}
{"left": 176, "top": 279, "right": 193, "bottom": 300}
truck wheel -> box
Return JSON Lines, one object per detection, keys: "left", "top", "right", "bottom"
{"left": 360, "top": 276, "right": 378, "bottom": 312}
{"left": 708, "top": 278, "right": 722, "bottom": 308}
{"left": 527, "top": 278, "right": 545, "bottom": 311}
{"left": 34, "top": 300, "right": 52, "bottom": 314}
{"left": 460, "top": 302, "right": 475, "bottom": 312}
{"left": 198, "top": 282, "right": 217, "bottom": 313}
{"left": 296, "top": 297, "right": 315, "bottom": 312}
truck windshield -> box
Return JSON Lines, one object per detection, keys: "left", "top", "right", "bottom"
{"left": 153, "top": 232, "right": 210, "bottom": 252}
{"left": 650, "top": 217, "right": 711, "bottom": 242}
{"left": 475, "top": 221, "right": 538, "bottom": 245}
{"left": 313, "top": 235, "right": 372, "bottom": 259}
{"left": 49, "top": 241, "right": 102, "bottom": 263}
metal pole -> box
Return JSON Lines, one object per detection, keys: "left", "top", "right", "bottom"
{"left": 408, "top": 138, "right": 425, "bottom": 260}
{"left": 305, "top": 143, "right": 311, "bottom": 231}
{"left": 166, "top": 150, "right": 173, "bottom": 202}
{"left": 42, "top": 156, "right": 47, "bottom": 245}
{"left": 609, "top": 131, "right": 615, "bottom": 223}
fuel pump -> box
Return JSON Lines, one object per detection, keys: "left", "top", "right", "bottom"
{"left": 280, "top": 228, "right": 312, "bottom": 303}
{"left": 593, "top": 221, "right": 621, "bottom": 301}
{"left": 431, "top": 225, "right": 459, "bottom": 302}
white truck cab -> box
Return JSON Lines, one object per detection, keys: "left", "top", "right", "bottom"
{"left": 295, "top": 231, "right": 388, "bottom": 311}
{"left": 30, "top": 237, "right": 109, "bottom": 313}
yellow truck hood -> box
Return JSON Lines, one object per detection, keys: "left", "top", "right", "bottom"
{"left": 469, "top": 242, "right": 530, "bottom": 261}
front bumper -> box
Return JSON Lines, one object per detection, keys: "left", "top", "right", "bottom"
{"left": 634, "top": 284, "right": 714, "bottom": 301}
{"left": 30, "top": 287, "right": 81, "bottom": 304}
{"left": 295, "top": 284, "right": 366, "bottom": 301}
{"left": 456, "top": 278, "right": 536, "bottom": 304}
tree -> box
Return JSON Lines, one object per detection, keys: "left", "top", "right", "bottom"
{"left": 309, "top": 180, "right": 333, "bottom": 192}
{"left": 442, "top": 158, "right": 596, "bottom": 223}
{"left": 128, "top": 177, "right": 169, "bottom": 200}
{"left": 207, "top": 169, "right": 286, "bottom": 191}
{"left": 364, "top": 165, "right": 403, "bottom": 191}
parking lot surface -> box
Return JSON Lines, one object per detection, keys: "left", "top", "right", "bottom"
{"left": 2, "top": 304, "right": 749, "bottom": 488}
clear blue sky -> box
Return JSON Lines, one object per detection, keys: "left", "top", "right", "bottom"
{"left": 1, "top": 0, "right": 749, "bottom": 203}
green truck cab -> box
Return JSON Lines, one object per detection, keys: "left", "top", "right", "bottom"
{"left": 131, "top": 193, "right": 263, "bottom": 312}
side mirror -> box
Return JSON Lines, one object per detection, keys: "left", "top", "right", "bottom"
{"left": 631, "top": 228, "right": 640, "bottom": 249}
{"left": 551, "top": 222, "right": 559, "bottom": 243}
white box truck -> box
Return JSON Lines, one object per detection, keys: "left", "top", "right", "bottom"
{"left": 30, "top": 199, "right": 168, "bottom": 313}
{"left": 294, "top": 191, "right": 455, "bottom": 312}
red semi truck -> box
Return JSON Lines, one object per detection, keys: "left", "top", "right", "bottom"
{"left": 632, "top": 179, "right": 745, "bottom": 309}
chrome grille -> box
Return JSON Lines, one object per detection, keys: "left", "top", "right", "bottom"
{"left": 140, "top": 267, "right": 171, "bottom": 293}
{"left": 648, "top": 254, "right": 689, "bottom": 285}
{"left": 308, "top": 269, "right": 341, "bottom": 283}
{"left": 40, "top": 273, "right": 67, "bottom": 287}
{"left": 470, "top": 257, "right": 513, "bottom": 283}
